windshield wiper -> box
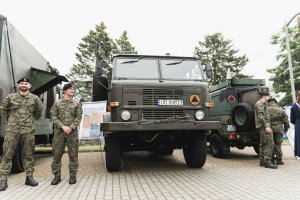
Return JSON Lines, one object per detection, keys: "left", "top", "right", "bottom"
{"left": 121, "top": 56, "right": 144, "bottom": 64}
{"left": 166, "top": 58, "right": 186, "bottom": 65}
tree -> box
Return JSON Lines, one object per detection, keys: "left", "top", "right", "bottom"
{"left": 194, "top": 33, "right": 250, "bottom": 85}
{"left": 267, "top": 25, "right": 300, "bottom": 106}
{"left": 115, "top": 31, "right": 136, "bottom": 54}
{"left": 66, "top": 22, "right": 135, "bottom": 101}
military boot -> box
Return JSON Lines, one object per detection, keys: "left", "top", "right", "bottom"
{"left": 69, "top": 174, "right": 76, "bottom": 184}
{"left": 51, "top": 175, "right": 61, "bottom": 185}
{"left": 0, "top": 179, "right": 8, "bottom": 191}
{"left": 276, "top": 160, "right": 285, "bottom": 165}
{"left": 25, "top": 176, "right": 38, "bottom": 186}
{"left": 264, "top": 163, "right": 278, "bottom": 169}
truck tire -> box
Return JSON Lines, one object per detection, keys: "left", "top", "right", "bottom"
{"left": 11, "top": 143, "right": 24, "bottom": 173}
{"left": 105, "top": 137, "right": 121, "bottom": 172}
{"left": 253, "top": 144, "right": 260, "bottom": 155}
{"left": 231, "top": 103, "right": 255, "bottom": 131}
{"left": 210, "top": 133, "right": 224, "bottom": 158}
{"left": 0, "top": 137, "right": 3, "bottom": 158}
{"left": 183, "top": 134, "right": 207, "bottom": 168}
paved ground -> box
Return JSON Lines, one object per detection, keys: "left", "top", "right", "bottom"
{"left": 1, "top": 144, "right": 300, "bottom": 200}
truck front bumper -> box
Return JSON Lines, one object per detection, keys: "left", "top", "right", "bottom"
{"left": 101, "top": 120, "right": 221, "bottom": 132}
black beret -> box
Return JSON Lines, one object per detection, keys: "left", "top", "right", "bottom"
{"left": 258, "top": 87, "right": 270, "bottom": 96}
{"left": 268, "top": 98, "right": 277, "bottom": 103}
{"left": 63, "top": 83, "right": 73, "bottom": 91}
{"left": 17, "top": 77, "right": 30, "bottom": 84}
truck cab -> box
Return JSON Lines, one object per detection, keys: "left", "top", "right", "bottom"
{"left": 95, "top": 54, "right": 221, "bottom": 171}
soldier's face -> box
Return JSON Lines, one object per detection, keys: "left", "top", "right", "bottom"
{"left": 65, "top": 87, "right": 74, "bottom": 96}
{"left": 18, "top": 82, "right": 31, "bottom": 92}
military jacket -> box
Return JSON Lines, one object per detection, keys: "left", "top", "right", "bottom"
{"left": 254, "top": 99, "right": 270, "bottom": 129}
{"left": 0, "top": 92, "right": 43, "bottom": 134}
{"left": 268, "top": 105, "right": 290, "bottom": 133}
{"left": 51, "top": 99, "right": 82, "bottom": 132}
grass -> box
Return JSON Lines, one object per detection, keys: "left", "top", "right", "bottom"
{"left": 35, "top": 144, "right": 104, "bottom": 153}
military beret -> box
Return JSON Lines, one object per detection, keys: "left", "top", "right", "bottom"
{"left": 17, "top": 77, "right": 30, "bottom": 84}
{"left": 258, "top": 87, "right": 270, "bottom": 96}
{"left": 63, "top": 83, "right": 73, "bottom": 91}
{"left": 268, "top": 98, "right": 277, "bottom": 104}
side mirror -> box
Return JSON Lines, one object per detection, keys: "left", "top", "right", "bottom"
{"left": 205, "top": 63, "right": 212, "bottom": 78}
{"left": 95, "top": 60, "right": 102, "bottom": 77}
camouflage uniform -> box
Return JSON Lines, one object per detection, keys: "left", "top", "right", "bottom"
{"left": 268, "top": 105, "right": 290, "bottom": 163}
{"left": 0, "top": 93, "right": 43, "bottom": 180}
{"left": 254, "top": 99, "right": 273, "bottom": 165}
{"left": 50, "top": 99, "right": 82, "bottom": 177}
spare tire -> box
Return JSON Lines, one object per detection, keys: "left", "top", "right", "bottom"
{"left": 231, "top": 103, "right": 255, "bottom": 131}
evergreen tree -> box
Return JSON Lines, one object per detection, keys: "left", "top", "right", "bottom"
{"left": 194, "top": 33, "right": 250, "bottom": 85}
{"left": 66, "top": 23, "right": 135, "bottom": 101}
{"left": 267, "top": 25, "right": 300, "bottom": 106}
{"left": 115, "top": 31, "right": 136, "bottom": 54}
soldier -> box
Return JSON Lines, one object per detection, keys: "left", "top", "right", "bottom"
{"left": 254, "top": 87, "right": 277, "bottom": 169}
{"left": 0, "top": 77, "right": 43, "bottom": 191}
{"left": 50, "top": 83, "right": 82, "bottom": 185}
{"left": 267, "top": 98, "right": 290, "bottom": 165}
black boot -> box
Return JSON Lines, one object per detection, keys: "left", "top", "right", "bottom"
{"left": 0, "top": 179, "right": 8, "bottom": 191}
{"left": 25, "top": 176, "right": 38, "bottom": 186}
{"left": 69, "top": 174, "right": 76, "bottom": 184}
{"left": 264, "top": 163, "right": 278, "bottom": 169}
{"left": 51, "top": 175, "right": 61, "bottom": 185}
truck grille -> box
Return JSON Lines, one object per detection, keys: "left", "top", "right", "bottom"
{"left": 142, "top": 89, "right": 182, "bottom": 105}
{"left": 143, "top": 110, "right": 184, "bottom": 120}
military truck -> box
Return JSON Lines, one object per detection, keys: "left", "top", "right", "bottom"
{"left": 208, "top": 77, "right": 266, "bottom": 157}
{"left": 0, "top": 15, "right": 67, "bottom": 172}
{"left": 94, "top": 54, "right": 221, "bottom": 171}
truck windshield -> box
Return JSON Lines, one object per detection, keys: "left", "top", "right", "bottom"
{"left": 115, "top": 58, "right": 159, "bottom": 79}
{"left": 160, "top": 59, "right": 204, "bottom": 80}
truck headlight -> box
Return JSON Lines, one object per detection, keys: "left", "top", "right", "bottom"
{"left": 121, "top": 110, "right": 131, "bottom": 121}
{"left": 195, "top": 110, "right": 205, "bottom": 120}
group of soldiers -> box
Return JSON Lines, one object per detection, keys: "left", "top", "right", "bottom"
{"left": 0, "top": 78, "right": 294, "bottom": 191}
{"left": 254, "top": 88, "right": 290, "bottom": 169}
{"left": 0, "top": 78, "right": 82, "bottom": 191}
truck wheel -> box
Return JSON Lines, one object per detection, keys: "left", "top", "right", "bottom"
{"left": 253, "top": 144, "right": 260, "bottom": 155}
{"left": 0, "top": 137, "right": 3, "bottom": 158}
{"left": 11, "top": 143, "right": 24, "bottom": 173}
{"left": 183, "top": 134, "right": 207, "bottom": 168}
{"left": 210, "top": 134, "right": 224, "bottom": 158}
{"left": 231, "top": 103, "right": 255, "bottom": 131}
{"left": 105, "top": 137, "right": 121, "bottom": 172}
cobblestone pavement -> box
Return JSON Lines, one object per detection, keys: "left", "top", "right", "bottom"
{"left": 1, "top": 144, "right": 300, "bottom": 200}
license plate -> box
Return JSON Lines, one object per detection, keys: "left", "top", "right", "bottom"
{"left": 158, "top": 99, "right": 183, "bottom": 106}
{"left": 227, "top": 125, "right": 236, "bottom": 132}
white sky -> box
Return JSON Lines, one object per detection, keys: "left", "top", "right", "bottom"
{"left": 1, "top": 0, "right": 300, "bottom": 80}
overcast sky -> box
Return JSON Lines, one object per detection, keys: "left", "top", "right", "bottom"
{"left": 1, "top": 0, "right": 300, "bottom": 81}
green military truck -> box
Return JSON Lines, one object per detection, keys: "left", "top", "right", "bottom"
{"left": 94, "top": 54, "right": 221, "bottom": 171}
{"left": 208, "top": 77, "right": 266, "bottom": 157}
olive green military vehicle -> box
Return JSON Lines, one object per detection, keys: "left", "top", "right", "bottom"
{"left": 208, "top": 77, "right": 266, "bottom": 157}
{"left": 0, "top": 15, "right": 67, "bottom": 172}
{"left": 94, "top": 54, "right": 221, "bottom": 171}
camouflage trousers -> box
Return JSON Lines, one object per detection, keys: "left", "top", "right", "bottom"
{"left": 272, "top": 132, "right": 283, "bottom": 162}
{"left": 259, "top": 128, "right": 274, "bottom": 165}
{"left": 51, "top": 131, "right": 79, "bottom": 176}
{"left": 0, "top": 132, "right": 35, "bottom": 180}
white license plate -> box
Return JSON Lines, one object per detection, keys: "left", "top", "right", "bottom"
{"left": 158, "top": 99, "right": 183, "bottom": 106}
{"left": 227, "top": 125, "right": 236, "bottom": 132}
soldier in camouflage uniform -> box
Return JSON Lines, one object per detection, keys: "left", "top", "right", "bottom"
{"left": 0, "top": 78, "right": 43, "bottom": 191}
{"left": 268, "top": 98, "right": 290, "bottom": 165}
{"left": 254, "top": 87, "right": 277, "bottom": 169}
{"left": 50, "top": 83, "right": 82, "bottom": 185}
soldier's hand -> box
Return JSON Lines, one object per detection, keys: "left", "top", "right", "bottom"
{"left": 62, "top": 126, "right": 72, "bottom": 134}
{"left": 266, "top": 127, "right": 272, "bottom": 133}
